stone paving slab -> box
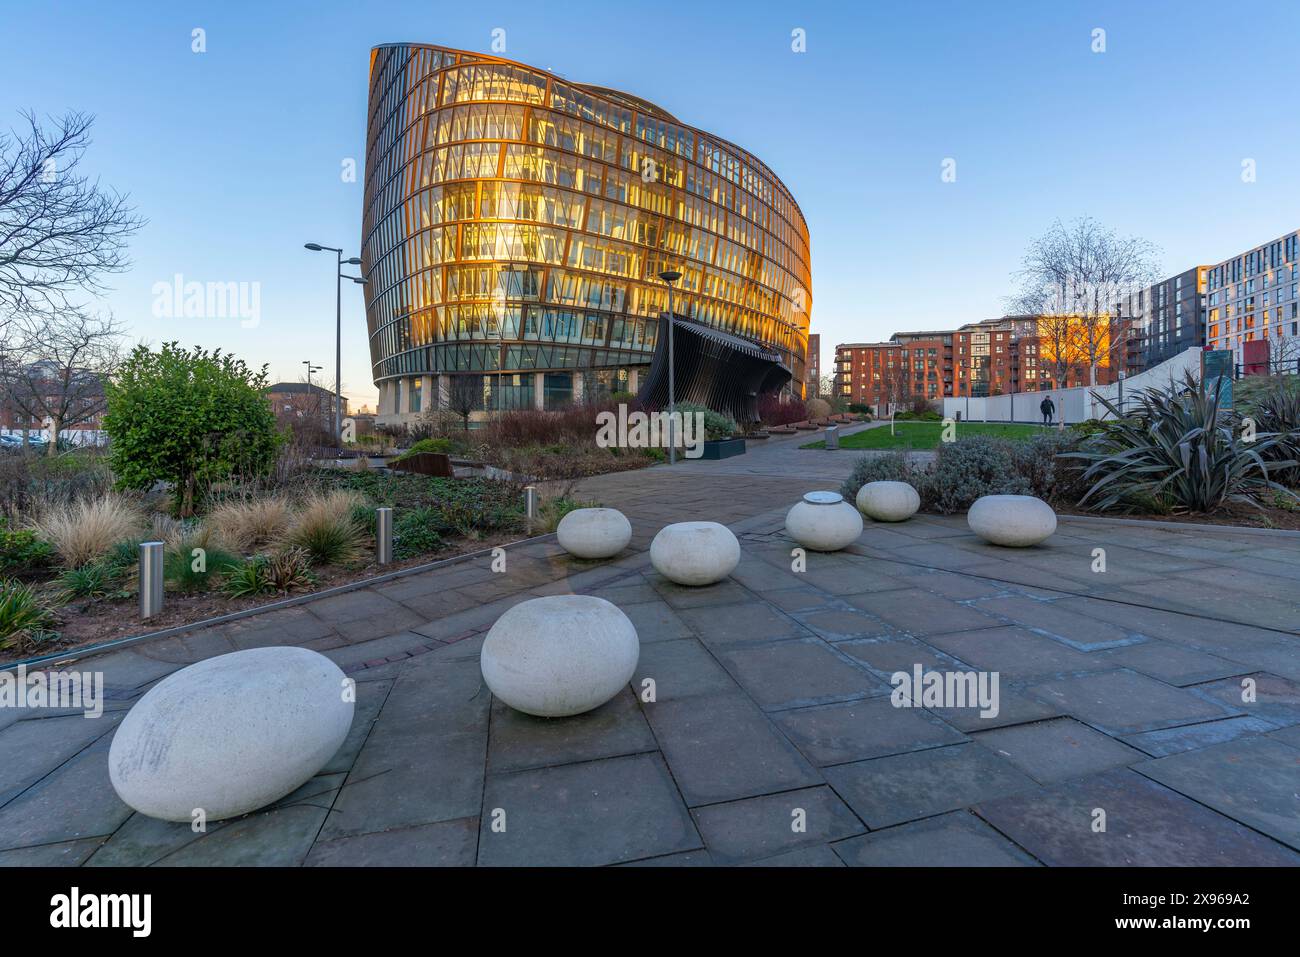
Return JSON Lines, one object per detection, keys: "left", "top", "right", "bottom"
{"left": 774, "top": 695, "right": 967, "bottom": 766}
{"left": 1120, "top": 716, "right": 1279, "bottom": 758}
{"left": 1026, "top": 668, "right": 1241, "bottom": 735}
{"left": 690, "top": 785, "right": 864, "bottom": 863}
{"left": 713, "top": 637, "right": 890, "bottom": 711}
{"left": 644, "top": 693, "right": 821, "bottom": 807}
{"left": 971, "top": 717, "right": 1145, "bottom": 784}
{"left": 476, "top": 753, "right": 700, "bottom": 867}
{"left": 924, "top": 625, "right": 1104, "bottom": 679}
{"left": 305, "top": 817, "right": 478, "bottom": 867}
{"left": 1189, "top": 673, "right": 1300, "bottom": 730}
{"left": 1133, "top": 736, "right": 1300, "bottom": 851}
{"left": 824, "top": 742, "right": 1039, "bottom": 828}
{"left": 486, "top": 689, "right": 657, "bottom": 774}
{"left": 832, "top": 810, "right": 1041, "bottom": 867}
{"left": 974, "top": 768, "right": 1300, "bottom": 866}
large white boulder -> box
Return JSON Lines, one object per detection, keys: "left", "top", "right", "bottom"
{"left": 856, "top": 481, "right": 921, "bottom": 522}
{"left": 967, "top": 494, "right": 1057, "bottom": 547}
{"left": 480, "top": 595, "right": 639, "bottom": 717}
{"left": 785, "top": 491, "right": 864, "bottom": 551}
{"left": 108, "top": 647, "right": 353, "bottom": 822}
{"left": 649, "top": 521, "right": 740, "bottom": 586}
{"left": 556, "top": 507, "right": 632, "bottom": 559}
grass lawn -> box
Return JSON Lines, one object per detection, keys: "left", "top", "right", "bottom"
{"left": 802, "top": 421, "right": 1050, "bottom": 450}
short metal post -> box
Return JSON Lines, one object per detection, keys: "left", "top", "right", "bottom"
{"left": 139, "top": 541, "right": 163, "bottom": 620}
{"left": 824, "top": 425, "right": 839, "bottom": 450}
{"left": 375, "top": 507, "right": 393, "bottom": 565}
{"left": 524, "top": 485, "right": 538, "bottom": 534}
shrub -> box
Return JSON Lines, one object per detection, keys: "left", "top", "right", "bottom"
{"left": 103, "top": 342, "right": 283, "bottom": 516}
{"left": 30, "top": 495, "right": 144, "bottom": 568}
{"left": 56, "top": 561, "right": 127, "bottom": 602}
{"left": 805, "top": 398, "right": 832, "bottom": 420}
{"left": 0, "top": 518, "right": 53, "bottom": 574}
{"left": 287, "top": 490, "right": 366, "bottom": 565}
{"left": 208, "top": 496, "right": 292, "bottom": 551}
{"left": 1062, "top": 373, "right": 1297, "bottom": 514}
{"left": 393, "top": 437, "right": 454, "bottom": 463}
{"left": 840, "top": 453, "right": 912, "bottom": 500}
{"left": 848, "top": 403, "right": 872, "bottom": 415}
{"left": 676, "top": 401, "right": 736, "bottom": 440}
{"left": 392, "top": 508, "right": 447, "bottom": 559}
{"left": 0, "top": 579, "right": 58, "bottom": 652}
{"left": 1011, "top": 432, "right": 1088, "bottom": 505}
{"left": 223, "top": 558, "right": 271, "bottom": 597}
{"left": 263, "top": 547, "right": 316, "bottom": 593}
{"left": 164, "top": 529, "right": 241, "bottom": 593}
{"left": 758, "top": 394, "right": 807, "bottom": 427}
{"left": 920, "top": 437, "right": 1032, "bottom": 514}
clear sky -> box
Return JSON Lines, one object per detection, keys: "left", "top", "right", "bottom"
{"left": 3, "top": 0, "right": 1297, "bottom": 407}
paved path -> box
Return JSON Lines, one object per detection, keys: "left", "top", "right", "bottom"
{"left": 1, "top": 434, "right": 1297, "bottom": 866}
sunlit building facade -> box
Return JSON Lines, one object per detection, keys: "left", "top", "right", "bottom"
{"left": 362, "top": 43, "right": 812, "bottom": 426}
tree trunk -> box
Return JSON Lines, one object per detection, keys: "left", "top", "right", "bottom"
{"left": 46, "top": 413, "right": 61, "bottom": 456}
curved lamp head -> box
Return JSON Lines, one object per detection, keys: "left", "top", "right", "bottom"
{"left": 658, "top": 269, "right": 682, "bottom": 283}
{"left": 345, "top": 257, "right": 362, "bottom": 266}
{"left": 304, "top": 243, "right": 324, "bottom": 251}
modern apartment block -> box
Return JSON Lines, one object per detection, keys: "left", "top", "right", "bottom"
{"left": 1113, "top": 267, "right": 1208, "bottom": 375}
{"left": 835, "top": 315, "right": 1110, "bottom": 412}
{"left": 1204, "top": 230, "right": 1300, "bottom": 367}
{"left": 806, "top": 333, "right": 820, "bottom": 397}
{"left": 362, "top": 43, "right": 812, "bottom": 428}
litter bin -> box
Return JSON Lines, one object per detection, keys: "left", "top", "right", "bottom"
{"left": 824, "top": 425, "right": 839, "bottom": 450}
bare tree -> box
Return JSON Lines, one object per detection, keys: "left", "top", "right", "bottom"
{"left": 1011, "top": 217, "right": 1160, "bottom": 386}
{"left": 1265, "top": 330, "right": 1300, "bottom": 376}
{"left": 0, "top": 111, "right": 142, "bottom": 320}
{"left": 447, "top": 374, "right": 481, "bottom": 430}
{"left": 2, "top": 310, "right": 124, "bottom": 454}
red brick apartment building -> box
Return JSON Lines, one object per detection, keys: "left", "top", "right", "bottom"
{"left": 835, "top": 316, "right": 1119, "bottom": 411}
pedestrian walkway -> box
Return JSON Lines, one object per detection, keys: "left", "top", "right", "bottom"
{"left": 1, "top": 433, "right": 1296, "bottom": 865}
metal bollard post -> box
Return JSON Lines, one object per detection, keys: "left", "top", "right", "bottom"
{"left": 139, "top": 541, "right": 164, "bottom": 620}
{"left": 524, "top": 485, "right": 538, "bottom": 534}
{"left": 375, "top": 507, "right": 393, "bottom": 565}
{"left": 825, "top": 425, "right": 839, "bottom": 450}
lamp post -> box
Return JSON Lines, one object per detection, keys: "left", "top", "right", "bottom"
{"left": 305, "top": 243, "right": 363, "bottom": 447}
{"left": 302, "top": 361, "right": 322, "bottom": 432}
{"left": 658, "top": 268, "right": 682, "bottom": 465}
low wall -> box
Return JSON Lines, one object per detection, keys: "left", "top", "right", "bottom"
{"left": 943, "top": 348, "right": 1204, "bottom": 424}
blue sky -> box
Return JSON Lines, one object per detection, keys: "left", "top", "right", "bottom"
{"left": 3, "top": 0, "right": 1297, "bottom": 406}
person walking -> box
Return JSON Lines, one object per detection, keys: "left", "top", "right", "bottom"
{"left": 1039, "top": 394, "right": 1055, "bottom": 426}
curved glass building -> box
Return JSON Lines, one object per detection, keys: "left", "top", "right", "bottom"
{"left": 362, "top": 43, "right": 811, "bottom": 425}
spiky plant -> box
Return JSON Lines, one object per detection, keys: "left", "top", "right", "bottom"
{"left": 0, "top": 579, "right": 58, "bottom": 652}
{"left": 1250, "top": 382, "right": 1300, "bottom": 488}
{"left": 1062, "top": 373, "right": 1298, "bottom": 514}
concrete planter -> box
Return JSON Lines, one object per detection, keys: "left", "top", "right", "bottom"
{"left": 968, "top": 494, "right": 1057, "bottom": 547}
{"left": 480, "top": 595, "right": 639, "bottom": 717}
{"left": 650, "top": 521, "right": 741, "bottom": 585}
{"left": 786, "top": 491, "right": 864, "bottom": 551}
{"left": 856, "top": 481, "right": 921, "bottom": 522}
{"left": 556, "top": 507, "right": 632, "bottom": 559}
{"left": 108, "top": 647, "right": 354, "bottom": 822}
{"left": 699, "top": 437, "right": 746, "bottom": 460}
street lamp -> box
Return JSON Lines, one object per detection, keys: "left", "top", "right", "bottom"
{"left": 658, "top": 268, "right": 682, "bottom": 465}
{"left": 304, "top": 243, "right": 364, "bottom": 446}
{"left": 303, "top": 361, "right": 323, "bottom": 432}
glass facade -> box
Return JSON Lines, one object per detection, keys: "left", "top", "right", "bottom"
{"left": 361, "top": 43, "right": 812, "bottom": 419}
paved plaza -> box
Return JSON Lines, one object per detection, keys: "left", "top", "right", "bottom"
{"left": 1, "top": 430, "right": 1298, "bottom": 867}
